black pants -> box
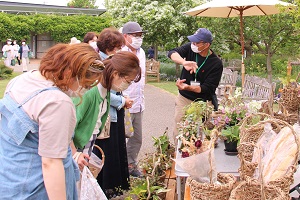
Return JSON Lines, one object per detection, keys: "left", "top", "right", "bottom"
{"left": 16, "top": 57, "right": 21, "bottom": 65}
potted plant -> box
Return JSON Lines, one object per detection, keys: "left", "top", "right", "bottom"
{"left": 140, "top": 128, "right": 174, "bottom": 183}
{"left": 221, "top": 124, "right": 240, "bottom": 154}
{"left": 124, "top": 177, "right": 171, "bottom": 200}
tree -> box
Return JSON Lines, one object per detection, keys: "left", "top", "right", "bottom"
{"left": 198, "top": 10, "right": 298, "bottom": 81}
{"left": 105, "top": 0, "right": 205, "bottom": 49}
{"left": 67, "top": 0, "right": 98, "bottom": 8}
{"left": 105, "top": 0, "right": 209, "bottom": 76}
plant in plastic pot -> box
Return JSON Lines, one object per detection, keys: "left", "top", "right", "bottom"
{"left": 221, "top": 124, "right": 240, "bottom": 154}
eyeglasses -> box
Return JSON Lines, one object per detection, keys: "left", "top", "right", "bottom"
{"left": 128, "top": 33, "right": 144, "bottom": 39}
{"left": 122, "top": 77, "right": 134, "bottom": 85}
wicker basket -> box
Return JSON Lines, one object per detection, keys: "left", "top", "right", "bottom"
{"left": 239, "top": 113, "right": 271, "bottom": 151}
{"left": 187, "top": 173, "right": 236, "bottom": 200}
{"left": 229, "top": 176, "right": 289, "bottom": 200}
{"left": 280, "top": 82, "right": 300, "bottom": 112}
{"left": 88, "top": 145, "right": 105, "bottom": 178}
{"left": 236, "top": 117, "right": 299, "bottom": 199}
{"left": 259, "top": 100, "right": 298, "bottom": 125}
{"left": 186, "top": 130, "right": 236, "bottom": 199}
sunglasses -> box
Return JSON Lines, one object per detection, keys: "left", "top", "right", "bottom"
{"left": 88, "top": 60, "right": 105, "bottom": 73}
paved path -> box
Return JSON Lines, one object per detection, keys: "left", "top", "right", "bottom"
{"left": 139, "top": 84, "right": 176, "bottom": 160}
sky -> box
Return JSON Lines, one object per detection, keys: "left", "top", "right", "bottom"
{"left": 3, "top": 0, "right": 105, "bottom": 8}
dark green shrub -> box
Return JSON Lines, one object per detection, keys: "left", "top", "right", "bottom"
{"left": 159, "top": 62, "right": 181, "bottom": 81}
{"left": 157, "top": 54, "right": 172, "bottom": 63}
{"left": 0, "top": 60, "right": 14, "bottom": 80}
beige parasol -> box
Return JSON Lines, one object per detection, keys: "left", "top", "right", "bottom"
{"left": 185, "top": 0, "right": 292, "bottom": 87}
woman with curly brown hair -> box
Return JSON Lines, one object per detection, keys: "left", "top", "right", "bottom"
{"left": 0, "top": 43, "right": 103, "bottom": 200}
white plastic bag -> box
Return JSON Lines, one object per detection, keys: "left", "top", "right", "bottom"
{"left": 79, "top": 166, "right": 107, "bottom": 200}
{"left": 174, "top": 148, "right": 217, "bottom": 183}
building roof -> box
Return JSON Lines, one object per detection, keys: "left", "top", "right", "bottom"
{"left": 0, "top": 1, "right": 106, "bottom": 16}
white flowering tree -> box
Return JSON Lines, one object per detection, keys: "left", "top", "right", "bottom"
{"left": 105, "top": 0, "right": 206, "bottom": 50}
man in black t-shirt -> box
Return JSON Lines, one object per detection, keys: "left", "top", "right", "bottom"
{"left": 168, "top": 28, "right": 223, "bottom": 139}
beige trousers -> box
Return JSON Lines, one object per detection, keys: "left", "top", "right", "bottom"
{"left": 173, "top": 93, "right": 193, "bottom": 142}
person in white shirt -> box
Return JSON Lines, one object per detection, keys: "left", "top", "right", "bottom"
{"left": 2, "top": 39, "right": 14, "bottom": 67}
{"left": 121, "top": 21, "right": 146, "bottom": 177}
{"left": 18, "top": 39, "right": 31, "bottom": 72}
{"left": 12, "top": 40, "right": 20, "bottom": 65}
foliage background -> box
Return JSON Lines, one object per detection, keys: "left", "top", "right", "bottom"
{"left": 1, "top": 0, "right": 300, "bottom": 83}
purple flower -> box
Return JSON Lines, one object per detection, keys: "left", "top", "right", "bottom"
{"left": 182, "top": 152, "right": 190, "bottom": 158}
{"left": 225, "top": 116, "right": 230, "bottom": 124}
{"left": 195, "top": 140, "right": 202, "bottom": 148}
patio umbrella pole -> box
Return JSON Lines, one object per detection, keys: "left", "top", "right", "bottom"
{"left": 240, "top": 11, "right": 245, "bottom": 89}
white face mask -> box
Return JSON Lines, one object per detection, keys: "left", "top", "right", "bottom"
{"left": 13, "top": 42, "right": 16, "bottom": 45}
{"left": 90, "top": 41, "right": 97, "bottom": 50}
{"left": 22, "top": 42, "right": 25, "bottom": 45}
{"left": 65, "top": 77, "right": 89, "bottom": 97}
{"left": 112, "top": 80, "right": 130, "bottom": 92}
{"left": 66, "top": 87, "right": 89, "bottom": 97}
{"left": 130, "top": 37, "right": 143, "bottom": 49}
{"left": 191, "top": 43, "right": 200, "bottom": 53}
{"left": 191, "top": 43, "right": 208, "bottom": 54}
{"left": 7, "top": 42, "right": 11, "bottom": 45}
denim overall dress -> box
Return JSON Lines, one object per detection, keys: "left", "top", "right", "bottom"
{"left": 0, "top": 85, "right": 79, "bottom": 199}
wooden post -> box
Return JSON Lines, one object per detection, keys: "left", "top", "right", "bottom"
{"left": 287, "top": 61, "right": 292, "bottom": 84}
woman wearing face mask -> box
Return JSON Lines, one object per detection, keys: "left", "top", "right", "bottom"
{"left": 83, "top": 31, "right": 99, "bottom": 52}
{"left": 2, "top": 39, "right": 14, "bottom": 67}
{"left": 12, "top": 40, "right": 21, "bottom": 65}
{"left": 72, "top": 51, "right": 141, "bottom": 179}
{"left": 0, "top": 43, "right": 103, "bottom": 199}
{"left": 93, "top": 27, "right": 134, "bottom": 198}
{"left": 18, "top": 39, "right": 31, "bottom": 72}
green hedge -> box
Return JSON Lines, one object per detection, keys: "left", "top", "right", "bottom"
{"left": 0, "top": 60, "right": 13, "bottom": 80}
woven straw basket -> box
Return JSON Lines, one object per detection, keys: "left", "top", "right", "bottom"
{"left": 229, "top": 175, "right": 288, "bottom": 200}
{"left": 235, "top": 116, "right": 299, "bottom": 199}
{"left": 88, "top": 145, "right": 105, "bottom": 178}
{"left": 185, "top": 130, "right": 236, "bottom": 200}
{"left": 187, "top": 173, "right": 236, "bottom": 200}
{"left": 259, "top": 100, "right": 298, "bottom": 125}
{"left": 280, "top": 82, "right": 300, "bottom": 113}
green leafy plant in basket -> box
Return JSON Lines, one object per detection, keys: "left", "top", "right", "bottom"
{"left": 183, "top": 100, "right": 213, "bottom": 122}
{"left": 177, "top": 101, "right": 214, "bottom": 158}
{"left": 221, "top": 125, "right": 240, "bottom": 143}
